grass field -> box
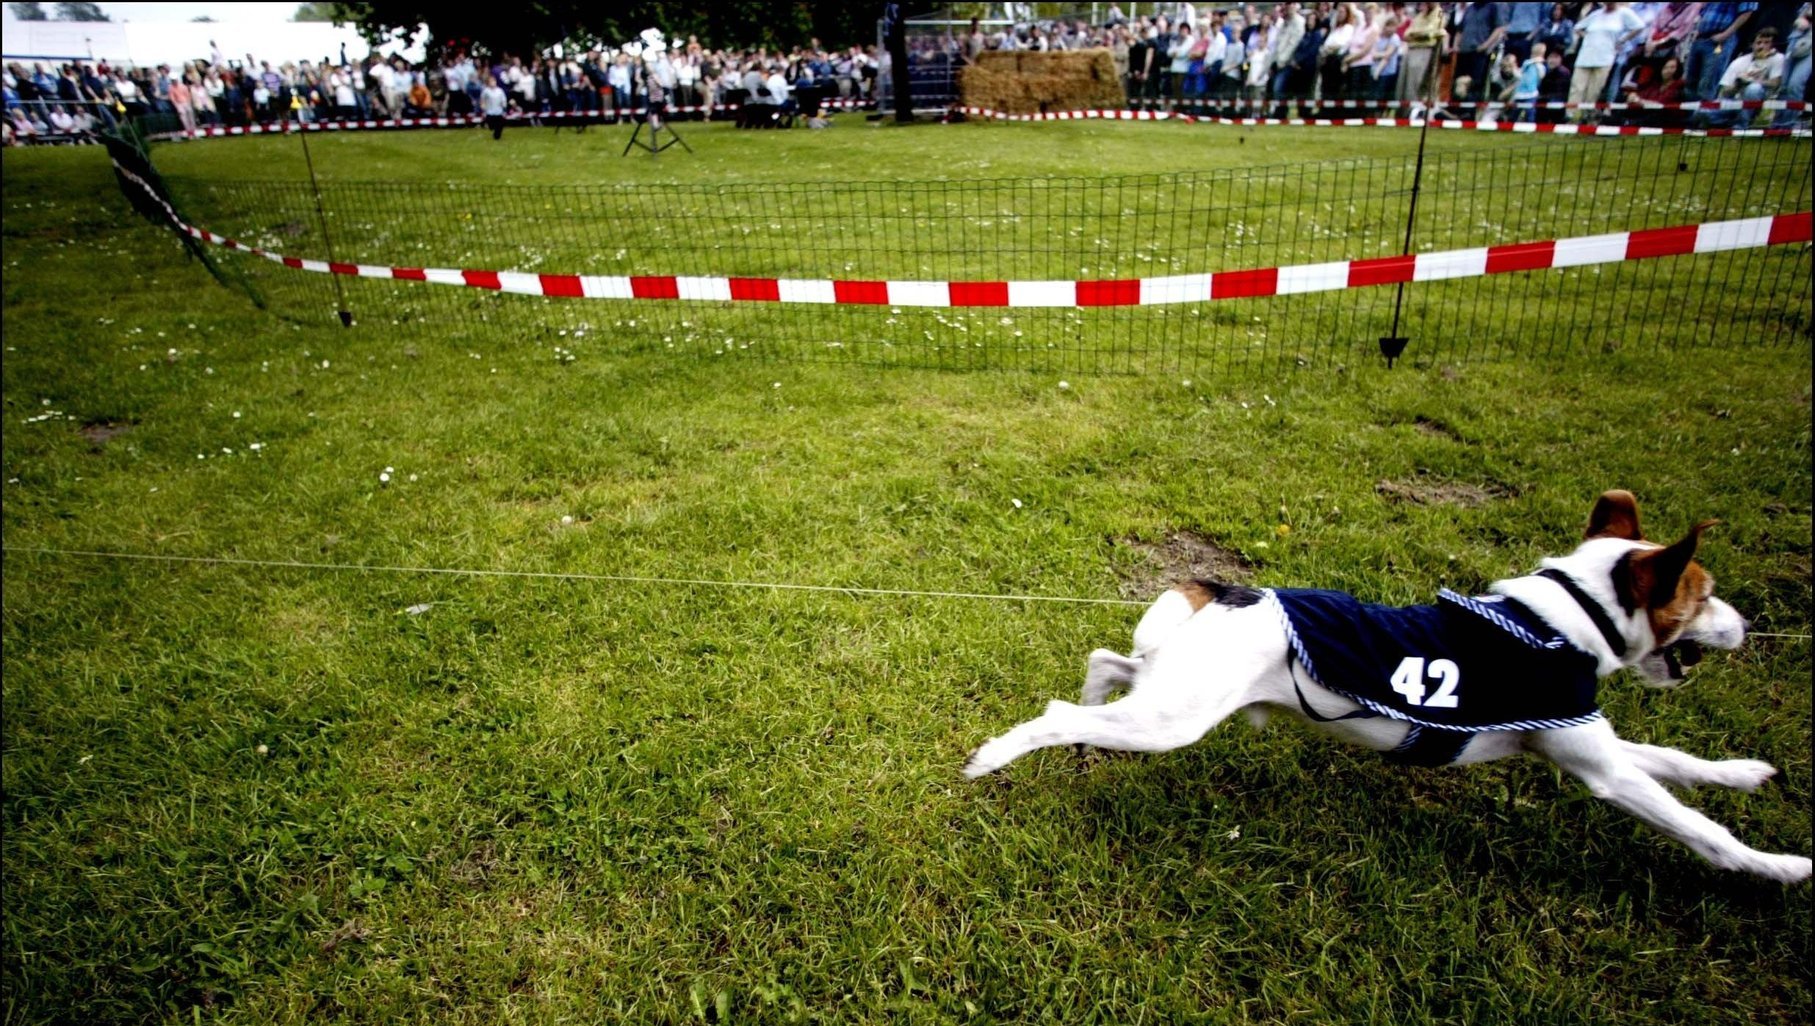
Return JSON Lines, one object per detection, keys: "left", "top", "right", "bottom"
{"left": 3, "top": 122, "right": 1811, "bottom": 1024}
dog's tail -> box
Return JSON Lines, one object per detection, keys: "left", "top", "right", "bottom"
{"left": 1132, "top": 579, "right": 1261, "bottom": 657}
{"left": 1131, "top": 584, "right": 1203, "bottom": 658}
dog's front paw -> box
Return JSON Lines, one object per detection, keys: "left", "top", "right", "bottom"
{"left": 963, "top": 738, "right": 1011, "bottom": 779}
{"left": 1714, "top": 759, "right": 1778, "bottom": 792}
{"left": 1750, "top": 853, "right": 1813, "bottom": 884}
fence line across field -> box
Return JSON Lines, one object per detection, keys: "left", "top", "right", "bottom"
{"left": 104, "top": 126, "right": 1813, "bottom": 374}
{"left": 957, "top": 105, "right": 1808, "bottom": 136}
{"left": 0, "top": 547, "right": 1151, "bottom": 608}
{"left": 6, "top": 547, "right": 1809, "bottom": 641}
{"left": 109, "top": 159, "right": 1814, "bottom": 308}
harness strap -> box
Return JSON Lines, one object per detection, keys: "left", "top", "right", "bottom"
{"left": 1384, "top": 725, "right": 1474, "bottom": 766}
{"left": 1536, "top": 568, "right": 1627, "bottom": 657}
{"left": 1288, "top": 659, "right": 1379, "bottom": 723}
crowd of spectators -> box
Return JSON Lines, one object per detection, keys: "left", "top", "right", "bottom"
{"left": 952, "top": 1, "right": 1809, "bottom": 127}
{"left": 3, "top": 35, "right": 899, "bottom": 144}
{"left": 4, "top": 3, "right": 1809, "bottom": 145}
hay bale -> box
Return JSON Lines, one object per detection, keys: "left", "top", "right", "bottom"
{"left": 961, "top": 49, "right": 1124, "bottom": 114}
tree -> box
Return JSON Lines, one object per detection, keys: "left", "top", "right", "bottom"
{"left": 53, "top": 1, "right": 108, "bottom": 19}
{"left": 292, "top": 2, "right": 339, "bottom": 21}
{"left": 329, "top": 1, "right": 874, "bottom": 61}
{"left": 192, "top": 14, "right": 215, "bottom": 21}
{"left": 9, "top": 2, "right": 48, "bottom": 20}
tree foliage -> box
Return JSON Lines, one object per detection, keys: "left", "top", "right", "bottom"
{"left": 52, "top": 1, "right": 108, "bottom": 20}
{"left": 292, "top": 2, "right": 339, "bottom": 21}
{"left": 331, "top": 1, "right": 879, "bottom": 59}
{"left": 9, "top": 2, "right": 48, "bottom": 21}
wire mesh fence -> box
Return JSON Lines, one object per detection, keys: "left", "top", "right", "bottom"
{"left": 117, "top": 128, "right": 1812, "bottom": 376}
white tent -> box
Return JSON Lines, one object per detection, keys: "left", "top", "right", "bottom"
{"left": 1, "top": 18, "right": 427, "bottom": 69}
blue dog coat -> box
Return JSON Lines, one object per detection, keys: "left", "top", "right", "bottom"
{"left": 1266, "top": 588, "right": 1603, "bottom": 765}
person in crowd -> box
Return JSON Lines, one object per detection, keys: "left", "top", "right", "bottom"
{"left": 1605, "top": 1, "right": 1662, "bottom": 102}
{"left": 1453, "top": 1, "right": 1510, "bottom": 105}
{"left": 1501, "top": 0, "right": 1544, "bottom": 61}
{"left": 1571, "top": 2, "right": 1648, "bottom": 122}
{"left": 330, "top": 63, "right": 358, "bottom": 121}
{"left": 8, "top": 105, "right": 40, "bottom": 141}
{"left": 168, "top": 71, "right": 195, "bottom": 134}
{"left": 1512, "top": 41, "right": 1547, "bottom": 121}
{"left": 1342, "top": 4, "right": 1379, "bottom": 104}
{"left": 191, "top": 69, "right": 218, "bottom": 126}
{"left": 1269, "top": 2, "right": 1307, "bottom": 111}
{"left": 1320, "top": 3, "right": 1358, "bottom": 101}
{"left": 1144, "top": 17, "right": 1174, "bottom": 109}
{"left": 404, "top": 75, "right": 432, "bottom": 117}
{"left": 1168, "top": 19, "right": 1197, "bottom": 108}
{"left": 1614, "top": 52, "right": 1688, "bottom": 124}
{"left": 608, "top": 52, "right": 634, "bottom": 114}
{"left": 1125, "top": 25, "right": 1149, "bottom": 105}
{"left": 1370, "top": 11, "right": 1404, "bottom": 112}
{"left": 1220, "top": 16, "right": 1248, "bottom": 106}
{"left": 1684, "top": 2, "right": 1757, "bottom": 100}
{"left": 1537, "top": 42, "right": 1572, "bottom": 122}
{"left": 1201, "top": 11, "right": 1229, "bottom": 114}
{"left": 512, "top": 56, "right": 539, "bottom": 115}
{"left": 1769, "top": 6, "right": 1810, "bottom": 128}
{"left": 1245, "top": 12, "right": 1276, "bottom": 107}
{"left": 46, "top": 103, "right": 76, "bottom": 135}
{"left": 1399, "top": 2, "right": 1445, "bottom": 107}
{"left": 1696, "top": 25, "right": 1782, "bottom": 126}
{"left": 1640, "top": 3, "right": 1704, "bottom": 79}
{"left": 1536, "top": 3, "right": 1578, "bottom": 57}
{"left": 1275, "top": 6, "right": 1325, "bottom": 115}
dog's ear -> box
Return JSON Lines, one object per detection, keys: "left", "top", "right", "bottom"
{"left": 1586, "top": 490, "right": 1644, "bottom": 540}
{"left": 1622, "top": 519, "right": 1717, "bottom": 610}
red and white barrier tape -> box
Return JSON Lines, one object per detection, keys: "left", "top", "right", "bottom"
{"left": 115, "top": 162, "right": 1810, "bottom": 308}
{"left": 1132, "top": 96, "right": 1808, "bottom": 112}
{"left": 149, "top": 98, "right": 871, "bottom": 141}
{"left": 143, "top": 97, "right": 1808, "bottom": 143}
{"left": 959, "top": 105, "right": 1811, "bottom": 136}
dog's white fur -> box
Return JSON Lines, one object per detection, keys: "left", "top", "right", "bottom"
{"left": 964, "top": 494, "right": 1810, "bottom": 884}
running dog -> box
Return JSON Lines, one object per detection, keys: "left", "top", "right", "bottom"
{"left": 963, "top": 491, "right": 1810, "bottom": 883}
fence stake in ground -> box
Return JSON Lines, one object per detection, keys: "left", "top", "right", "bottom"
{"left": 295, "top": 109, "right": 353, "bottom": 327}
{"left": 1381, "top": 51, "right": 1441, "bottom": 369}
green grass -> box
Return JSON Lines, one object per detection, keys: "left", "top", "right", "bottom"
{"left": 3, "top": 125, "right": 1811, "bottom": 1025}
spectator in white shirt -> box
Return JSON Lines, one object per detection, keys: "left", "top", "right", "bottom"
{"left": 480, "top": 78, "right": 508, "bottom": 138}
{"left": 1699, "top": 27, "right": 1785, "bottom": 126}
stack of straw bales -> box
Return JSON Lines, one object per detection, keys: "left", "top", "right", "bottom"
{"left": 959, "top": 49, "right": 1124, "bottom": 114}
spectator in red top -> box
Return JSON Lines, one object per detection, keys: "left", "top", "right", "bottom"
{"left": 1614, "top": 54, "right": 1688, "bottom": 125}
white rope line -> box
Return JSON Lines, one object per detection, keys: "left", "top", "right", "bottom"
{"left": 0, "top": 546, "right": 1149, "bottom": 607}
{"left": 5, "top": 546, "right": 1808, "bottom": 638}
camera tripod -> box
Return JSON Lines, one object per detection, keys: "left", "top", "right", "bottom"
{"left": 622, "top": 92, "right": 692, "bottom": 157}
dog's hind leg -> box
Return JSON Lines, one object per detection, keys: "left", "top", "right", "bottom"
{"left": 964, "top": 687, "right": 1247, "bottom": 779}
{"left": 1081, "top": 649, "right": 1140, "bottom": 706}
{"left": 1615, "top": 739, "right": 1779, "bottom": 792}
{"left": 1529, "top": 720, "right": 1811, "bottom": 883}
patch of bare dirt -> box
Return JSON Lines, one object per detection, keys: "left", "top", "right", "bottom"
{"left": 1413, "top": 415, "right": 1462, "bottom": 441}
{"left": 78, "top": 420, "right": 133, "bottom": 447}
{"left": 1375, "top": 478, "right": 1505, "bottom": 508}
{"left": 1118, "top": 530, "right": 1254, "bottom": 597}
{"left": 449, "top": 842, "right": 499, "bottom": 886}
{"left": 319, "top": 919, "right": 368, "bottom": 954}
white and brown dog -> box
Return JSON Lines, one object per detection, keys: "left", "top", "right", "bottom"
{"left": 964, "top": 491, "right": 1810, "bottom": 883}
